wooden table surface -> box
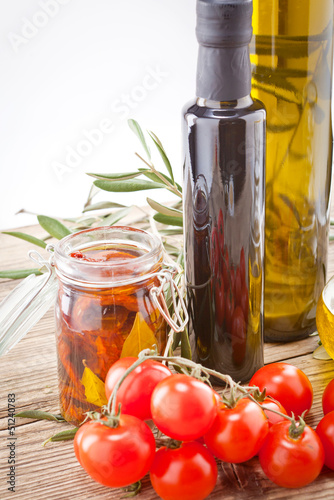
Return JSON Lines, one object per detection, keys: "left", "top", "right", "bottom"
{"left": 1, "top": 223, "right": 334, "bottom": 500}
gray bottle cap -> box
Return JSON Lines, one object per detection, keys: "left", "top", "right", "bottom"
{"left": 195, "top": 0, "right": 253, "bottom": 100}
{"left": 196, "top": 0, "right": 253, "bottom": 48}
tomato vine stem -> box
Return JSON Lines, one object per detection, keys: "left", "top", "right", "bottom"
{"left": 106, "top": 349, "right": 299, "bottom": 427}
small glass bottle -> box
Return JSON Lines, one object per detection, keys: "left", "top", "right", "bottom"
{"left": 182, "top": 0, "right": 266, "bottom": 382}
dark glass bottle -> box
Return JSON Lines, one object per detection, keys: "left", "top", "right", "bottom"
{"left": 182, "top": 0, "right": 266, "bottom": 382}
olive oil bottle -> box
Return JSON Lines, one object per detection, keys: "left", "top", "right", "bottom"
{"left": 183, "top": 0, "right": 266, "bottom": 381}
{"left": 251, "top": 0, "right": 333, "bottom": 341}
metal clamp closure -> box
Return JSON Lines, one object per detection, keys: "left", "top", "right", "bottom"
{"left": 150, "top": 269, "right": 188, "bottom": 333}
{"left": 26, "top": 249, "right": 55, "bottom": 307}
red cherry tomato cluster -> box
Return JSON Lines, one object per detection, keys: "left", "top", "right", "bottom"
{"left": 75, "top": 360, "right": 220, "bottom": 499}
{"left": 73, "top": 358, "right": 334, "bottom": 498}
{"left": 316, "top": 379, "right": 334, "bottom": 471}
{"left": 251, "top": 362, "right": 334, "bottom": 488}
{"left": 211, "top": 209, "right": 248, "bottom": 365}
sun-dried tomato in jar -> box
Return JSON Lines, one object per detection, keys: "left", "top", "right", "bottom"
{"left": 53, "top": 226, "right": 168, "bottom": 425}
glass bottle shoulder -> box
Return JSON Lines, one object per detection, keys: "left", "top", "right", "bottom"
{"left": 183, "top": 96, "right": 266, "bottom": 123}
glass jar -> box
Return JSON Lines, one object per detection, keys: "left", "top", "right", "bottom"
{"left": 251, "top": 0, "right": 333, "bottom": 341}
{"left": 52, "top": 226, "right": 172, "bottom": 425}
{"left": 0, "top": 226, "right": 187, "bottom": 426}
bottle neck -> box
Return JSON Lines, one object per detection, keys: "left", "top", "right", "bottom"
{"left": 196, "top": 44, "right": 251, "bottom": 102}
{"left": 196, "top": 94, "right": 253, "bottom": 109}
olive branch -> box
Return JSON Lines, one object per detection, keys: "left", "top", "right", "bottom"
{"left": 0, "top": 119, "right": 188, "bottom": 357}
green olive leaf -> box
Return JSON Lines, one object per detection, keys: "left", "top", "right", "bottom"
{"left": 128, "top": 119, "right": 151, "bottom": 160}
{"left": 87, "top": 172, "right": 142, "bottom": 181}
{"left": 251, "top": 36, "right": 321, "bottom": 58}
{"left": 147, "top": 198, "right": 183, "bottom": 218}
{"left": 2, "top": 232, "right": 46, "bottom": 249}
{"left": 0, "top": 268, "right": 42, "bottom": 279}
{"left": 15, "top": 410, "right": 66, "bottom": 422}
{"left": 267, "top": 122, "right": 298, "bottom": 133}
{"left": 94, "top": 179, "right": 164, "bottom": 192}
{"left": 288, "top": 150, "right": 308, "bottom": 161}
{"left": 101, "top": 206, "right": 132, "bottom": 226}
{"left": 138, "top": 168, "right": 182, "bottom": 192}
{"left": 159, "top": 228, "right": 184, "bottom": 236}
{"left": 42, "top": 428, "right": 78, "bottom": 446}
{"left": 252, "top": 65, "right": 311, "bottom": 79}
{"left": 138, "top": 168, "right": 182, "bottom": 193}
{"left": 83, "top": 201, "right": 126, "bottom": 213}
{"left": 313, "top": 345, "right": 332, "bottom": 360}
{"left": 148, "top": 131, "right": 174, "bottom": 183}
{"left": 252, "top": 70, "right": 300, "bottom": 96}
{"left": 279, "top": 194, "right": 302, "bottom": 228}
{"left": 162, "top": 242, "right": 180, "bottom": 257}
{"left": 37, "top": 215, "right": 72, "bottom": 240}
{"left": 172, "top": 331, "right": 181, "bottom": 352}
{"left": 73, "top": 218, "right": 99, "bottom": 229}
{"left": 84, "top": 183, "right": 100, "bottom": 210}
{"left": 148, "top": 131, "right": 163, "bottom": 149}
{"left": 253, "top": 21, "right": 331, "bottom": 49}
{"left": 252, "top": 81, "right": 303, "bottom": 107}
{"left": 180, "top": 326, "right": 192, "bottom": 360}
{"left": 153, "top": 213, "right": 183, "bottom": 227}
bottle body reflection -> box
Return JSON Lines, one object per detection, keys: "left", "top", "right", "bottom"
{"left": 183, "top": 96, "right": 266, "bottom": 382}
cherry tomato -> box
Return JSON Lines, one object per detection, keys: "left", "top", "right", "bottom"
{"left": 74, "top": 414, "right": 156, "bottom": 488}
{"left": 259, "top": 420, "right": 324, "bottom": 488}
{"left": 249, "top": 362, "right": 313, "bottom": 417}
{"left": 259, "top": 397, "right": 288, "bottom": 427}
{"left": 105, "top": 357, "right": 171, "bottom": 421}
{"left": 150, "top": 442, "right": 218, "bottom": 500}
{"left": 224, "top": 291, "right": 234, "bottom": 333}
{"left": 215, "top": 277, "right": 225, "bottom": 327}
{"left": 73, "top": 426, "right": 84, "bottom": 466}
{"left": 218, "top": 208, "right": 224, "bottom": 255}
{"left": 240, "top": 247, "right": 246, "bottom": 285}
{"left": 195, "top": 435, "right": 205, "bottom": 445}
{"left": 212, "top": 390, "right": 221, "bottom": 405}
{"left": 204, "top": 398, "right": 269, "bottom": 463}
{"left": 210, "top": 227, "right": 219, "bottom": 274}
{"left": 316, "top": 411, "right": 334, "bottom": 470}
{"left": 231, "top": 306, "right": 246, "bottom": 366}
{"left": 151, "top": 374, "right": 218, "bottom": 441}
{"left": 322, "top": 379, "right": 334, "bottom": 415}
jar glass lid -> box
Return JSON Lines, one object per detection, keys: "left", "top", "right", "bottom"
{"left": 0, "top": 251, "right": 57, "bottom": 356}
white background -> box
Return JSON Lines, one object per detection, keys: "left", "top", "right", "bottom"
{"left": 0, "top": 0, "right": 197, "bottom": 229}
